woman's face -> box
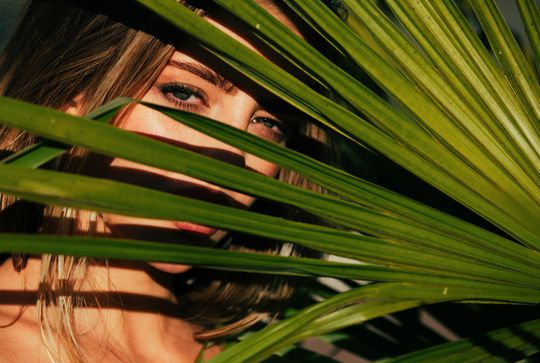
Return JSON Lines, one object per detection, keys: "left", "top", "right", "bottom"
{"left": 99, "top": 4, "right": 302, "bottom": 273}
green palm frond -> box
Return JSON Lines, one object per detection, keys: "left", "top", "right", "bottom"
{"left": 380, "top": 318, "right": 540, "bottom": 362}
{"left": 1, "top": 0, "right": 539, "bottom": 361}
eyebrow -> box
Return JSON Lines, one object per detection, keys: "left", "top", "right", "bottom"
{"left": 167, "top": 60, "right": 239, "bottom": 95}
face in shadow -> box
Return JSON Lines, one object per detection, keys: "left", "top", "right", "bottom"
{"left": 99, "top": 3, "right": 305, "bottom": 273}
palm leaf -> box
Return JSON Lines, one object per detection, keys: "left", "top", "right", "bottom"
{"left": 0, "top": 0, "right": 539, "bottom": 361}
{"left": 380, "top": 318, "right": 540, "bottom": 363}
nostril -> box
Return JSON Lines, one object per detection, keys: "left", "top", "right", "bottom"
{"left": 200, "top": 148, "right": 246, "bottom": 168}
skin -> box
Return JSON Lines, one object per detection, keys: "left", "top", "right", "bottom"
{"left": 0, "top": 2, "right": 304, "bottom": 362}
{"left": 103, "top": 45, "right": 286, "bottom": 273}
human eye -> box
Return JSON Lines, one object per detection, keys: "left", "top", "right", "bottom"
{"left": 248, "top": 116, "right": 294, "bottom": 144}
{"left": 158, "top": 82, "right": 207, "bottom": 111}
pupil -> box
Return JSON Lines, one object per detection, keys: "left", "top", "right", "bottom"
{"left": 174, "top": 89, "right": 191, "bottom": 100}
{"left": 261, "top": 118, "right": 275, "bottom": 129}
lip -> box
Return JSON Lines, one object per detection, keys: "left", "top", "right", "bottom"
{"left": 170, "top": 187, "right": 235, "bottom": 237}
{"left": 169, "top": 186, "right": 241, "bottom": 238}
{"left": 172, "top": 221, "right": 217, "bottom": 236}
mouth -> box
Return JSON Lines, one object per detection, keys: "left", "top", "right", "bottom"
{"left": 102, "top": 167, "right": 242, "bottom": 244}
{"left": 171, "top": 221, "right": 229, "bottom": 247}
{"left": 172, "top": 221, "right": 217, "bottom": 236}
{"left": 169, "top": 186, "right": 240, "bottom": 240}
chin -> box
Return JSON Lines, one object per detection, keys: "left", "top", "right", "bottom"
{"left": 149, "top": 262, "right": 192, "bottom": 274}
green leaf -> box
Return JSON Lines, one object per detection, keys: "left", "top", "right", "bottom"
{"left": 5, "top": 94, "right": 538, "bottom": 275}
{"left": 0, "top": 97, "right": 125, "bottom": 168}
{"left": 283, "top": 0, "right": 540, "bottom": 248}
{"left": 3, "top": 233, "right": 538, "bottom": 289}
{"left": 382, "top": 0, "right": 540, "bottom": 173}
{"left": 208, "top": 283, "right": 539, "bottom": 363}
{"left": 0, "top": 140, "right": 67, "bottom": 168}
{"left": 2, "top": 1, "right": 540, "bottom": 362}
{"left": 5, "top": 164, "right": 540, "bottom": 287}
{"left": 469, "top": 0, "right": 540, "bottom": 121}
{"left": 201, "top": 0, "right": 540, "bottom": 250}
{"left": 340, "top": 0, "right": 540, "bottom": 198}
{"left": 380, "top": 318, "right": 540, "bottom": 363}
{"left": 516, "top": 0, "right": 540, "bottom": 76}
{"left": 136, "top": 0, "right": 540, "bottom": 249}
{"left": 151, "top": 102, "right": 540, "bottom": 275}
{"left": 0, "top": 233, "right": 450, "bottom": 281}
{"left": 4, "top": 98, "right": 538, "bottom": 275}
{"left": 2, "top": 97, "right": 540, "bottom": 285}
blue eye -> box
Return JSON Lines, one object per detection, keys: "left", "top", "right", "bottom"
{"left": 172, "top": 87, "right": 194, "bottom": 101}
{"left": 158, "top": 82, "right": 207, "bottom": 111}
{"left": 249, "top": 117, "right": 294, "bottom": 143}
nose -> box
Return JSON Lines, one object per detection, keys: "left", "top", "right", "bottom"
{"left": 193, "top": 91, "right": 258, "bottom": 167}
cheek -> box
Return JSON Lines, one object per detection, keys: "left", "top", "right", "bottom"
{"left": 224, "top": 157, "right": 280, "bottom": 209}
{"left": 246, "top": 154, "right": 280, "bottom": 178}
{"left": 118, "top": 104, "right": 166, "bottom": 135}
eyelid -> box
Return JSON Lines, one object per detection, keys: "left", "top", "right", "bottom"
{"left": 250, "top": 116, "right": 295, "bottom": 142}
{"left": 167, "top": 60, "right": 238, "bottom": 94}
{"left": 157, "top": 81, "right": 208, "bottom": 111}
{"left": 173, "top": 82, "right": 204, "bottom": 98}
{"left": 255, "top": 111, "right": 297, "bottom": 134}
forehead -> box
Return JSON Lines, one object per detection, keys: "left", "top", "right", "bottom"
{"left": 166, "top": 1, "right": 310, "bottom": 91}
{"left": 192, "top": 0, "right": 306, "bottom": 57}
{"left": 253, "top": 0, "right": 303, "bottom": 36}
{"left": 193, "top": 0, "right": 303, "bottom": 38}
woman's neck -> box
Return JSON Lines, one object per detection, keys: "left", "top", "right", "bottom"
{"left": 0, "top": 257, "right": 218, "bottom": 362}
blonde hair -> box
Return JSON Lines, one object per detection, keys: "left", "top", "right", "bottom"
{"left": 0, "top": 1, "right": 331, "bottom": 361}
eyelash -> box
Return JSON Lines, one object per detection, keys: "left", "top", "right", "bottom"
{"left": 158, "top": 82, "right": 207, "bottom": 111}
{"left": 158, "top": 82, "right": 294, "bottom": 143}
{"left": 250, "top": 117, "right": 294, "bottom": 143}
